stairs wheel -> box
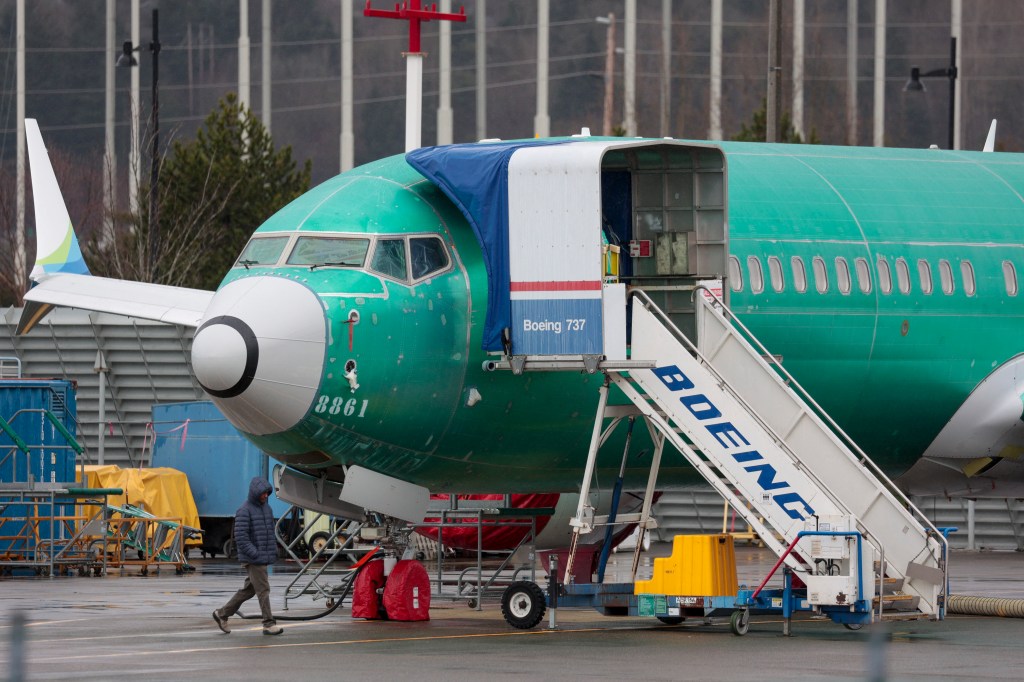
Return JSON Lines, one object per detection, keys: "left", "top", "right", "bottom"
{"left": 730, "top": 609, "right": 750, "bottom": 636}
{"left": 500, "top": 581, "right": 546, "bottom": 630}
{"left": 308, "top": 532, "right": 331, "bottom": 555}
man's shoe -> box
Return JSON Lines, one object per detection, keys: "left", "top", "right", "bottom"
{"left": 263, "top": 624, "right": 283, "bottom": 636}
{"left": 212, "top": 611, "right": 230, "bottom": 634}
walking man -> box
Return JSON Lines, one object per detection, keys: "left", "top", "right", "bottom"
{"left": 213, "top": 477, "right": 283, "bottom": 635}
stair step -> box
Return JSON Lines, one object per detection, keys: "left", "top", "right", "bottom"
{"left": 867, "top": 576, "right": 904, "bottom": 591}
{"left": 879, "top": 577, "right": 905, "bottom": 592}
{"left": 873, "top": 594, "right": 920, "bottom": 611}
{"left": 872, "top": 593, "right": 917, "bottom": 602}
{"left": 623, "top": 299, "right": 944, "bottom": 619}
{"left": 878, "top": 612, "right": 929, "bottom": 622}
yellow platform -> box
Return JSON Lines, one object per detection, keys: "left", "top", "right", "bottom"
{"left": 634, "top": 534, "right": 738, "bottom": 596}
{"left": 80, "top": 465, "right": 202, "bottom": 547}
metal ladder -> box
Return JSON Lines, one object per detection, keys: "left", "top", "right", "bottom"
{"left": 568, "top": 290, "right": 947, "bottom": 622}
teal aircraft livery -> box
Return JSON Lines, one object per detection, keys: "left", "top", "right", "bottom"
{"left": 19, "top": 120, "right": 1024, "bottom": 522}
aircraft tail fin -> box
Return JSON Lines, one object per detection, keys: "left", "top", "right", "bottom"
{"left": 25, "top": 118, "right": 90, "bottom": 281}
{"left": 983, "top": 119, "right": 998, "bottom": 152}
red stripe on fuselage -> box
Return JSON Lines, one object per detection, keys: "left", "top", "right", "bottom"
{"left": 509, "top": 280, "right": 602, "bottom": 292}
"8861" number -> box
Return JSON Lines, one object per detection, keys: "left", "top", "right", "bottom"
{"left": 314, "top": 395, "right": 369, "bottom": 417}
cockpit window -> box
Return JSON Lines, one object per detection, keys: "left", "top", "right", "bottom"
{"left": 286, "top": 237, "right": 370, "bottom": 267}
{"left": 410, "top": 237, "right": 450, "bottom": 280}
{"left": 370, "top": 238, "right": 408, "bottom": 281}
{"left": 235, "top": 236, "right": 289, "bottom": 268}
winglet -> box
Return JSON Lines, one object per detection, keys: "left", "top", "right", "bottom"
{"left": 983, "top": 119, "right": 997, "bottom": 153}
{"left": 25, "top": 119, "right": 90, "bottom": 281}
{"left": 15, "top": 300, "right": 55, "bottom": 336}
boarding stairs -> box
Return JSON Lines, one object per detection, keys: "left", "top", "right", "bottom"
{"left": 568, "top": 290, "right": 947, "bottom": 624}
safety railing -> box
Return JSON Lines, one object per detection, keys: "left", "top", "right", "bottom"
{"left": 0, "top": 356, "right": 21, "bottom": 379}
{"left": 688, "top": 285, "right": 949, "bottom": 577}
{"left": 0, "top": 409, "right": 84, "bottom": 488}
{"left": 0, "top": 487, "right": 120, "bottom": 577}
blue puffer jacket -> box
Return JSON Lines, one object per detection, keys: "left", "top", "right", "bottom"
{"left": 234, "top": 477, "right": 277, "bottom": 565}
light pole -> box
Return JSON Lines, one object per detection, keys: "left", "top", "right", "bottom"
{"left": 93, "top": 351, "right": 109, "bottom": 466}
{"left": 117, "top": 8, "right": 161, "bottom": 280}
{"left": 595, "top": 13, "right": 615, "bottom": 137}
{"left": 363, "top": 0, "right": 466, "bottom": 151}
{"left": 766, "top": 0, "right": 781, "bottom": 143}
{"left": 904, "top": 36, "right": 958, "bottom": 151}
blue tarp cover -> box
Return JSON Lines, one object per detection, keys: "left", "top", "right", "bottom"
{"left": 407, "top": 140, "right": 571, "bottom": 352}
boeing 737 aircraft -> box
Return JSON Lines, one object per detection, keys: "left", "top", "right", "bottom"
{"left": 18, "top": 119, "right": 1024, "bottom": 529}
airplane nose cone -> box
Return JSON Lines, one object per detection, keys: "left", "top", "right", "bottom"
{"left": 191, "top": 318, "right": 257, "bottom": 396}
{"left": 192, "top": 277, "right": 326, "bottom": 435}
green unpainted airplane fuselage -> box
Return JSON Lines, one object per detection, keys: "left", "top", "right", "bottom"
{"left": 218, "top": 142, "right": 1024, "bottom": 493}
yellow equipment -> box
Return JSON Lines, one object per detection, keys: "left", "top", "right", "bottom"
{"left": 634, "top": 534, "right": 738, "bottom": 597}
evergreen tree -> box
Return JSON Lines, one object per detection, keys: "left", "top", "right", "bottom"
{"left": 89, "top": 94, "right": 312, "bottom": 290}
{"left": 732, "top": 99, "right": 819, "bottom": 144}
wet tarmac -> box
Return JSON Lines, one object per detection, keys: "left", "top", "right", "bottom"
{"left": 2, "top": 545, "right": 1023, "bottom": 681}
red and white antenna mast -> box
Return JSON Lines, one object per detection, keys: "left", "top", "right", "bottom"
{"left": 364, "top": 1, "right": 467, "bottom": 151}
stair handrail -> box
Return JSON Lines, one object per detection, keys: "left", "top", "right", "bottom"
{"left": 629, "top": 286, "right": 947, "bottom": 605}
{"left": 608, "top": 371, "right": 815, "bottom": 573}
{"left": 749, "top": 530, "right": 867, "bottom": 610}
{"left": 630, "top": 290, "right": 863, "bottom": 519}
{"left": 1, "top": 409, "right": 84, "bottom": 486}
{"left": 3, "top": 409, "right": 84, "bottom": 455}
{"left": 0, "top": 356, "right": 21, "bottom": 378}
{"left": 685, "top": 285, "right": 948, "bottom": 568}
{"left": 0, "top": 413, "right": 31, "bottom": 455}
{"left": 628, "top": 289, "right": 876, "bottom": 569}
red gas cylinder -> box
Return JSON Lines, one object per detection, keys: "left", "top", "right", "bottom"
{"left": 350, "top": 558, "right": 386, "bottom": 619}
{"left": 382, "top": 560, "right": 431, "bottom": 621}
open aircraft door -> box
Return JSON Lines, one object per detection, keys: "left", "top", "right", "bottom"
{"left": 408, "top": 137, "right": 731, "bottom": 359}
{"left": 504, "top": 140, "right": 730, "bottom": 357}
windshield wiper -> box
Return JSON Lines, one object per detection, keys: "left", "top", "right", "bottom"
{"left": 309, "top": 261, "right": 358, "bottom": 271}
{"left": 237, "top": 259, "right": 259, "bottom": 270}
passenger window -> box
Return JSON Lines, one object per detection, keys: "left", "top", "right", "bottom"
{"left": 370, "top": 238, "right": 408, "bottom": 281}
{"left": 1003, "top": 261, "right": 1018, "bottom": 296}
{"left": 877, "top": 258, "right": 893, "bottom": 295}
{"left": 791, "top": 256, "right": 807, "bottom": 293}
{"left": 747, "top": 256, "right": 764, "bottom": 294}
{"left": 286, "top": 236, "right": 370, "bottom": 267}
{"left": 410, "top": 237, "right": 450, "bottom": 280}
{"left": 918, "top": 259, "right": 933, "bottom": 295}
{"left": 895, "top": 258, "right": 911, "bottom": 294}
{"left": 768, "top": 256, "right": 784, "bottom": 292}
{"left": 854, "top": 257, "right": 872, "bottom": 293}
{"left": 939, "top": 259, "right": 954, "bottom": 294}
{"left": 835, "top": 257, "right": 851, "bottom": 294}
{"left": 728, "top": 255, "right": 743, "bottom": 292}
{"left": 961, "top": 261, "right": 976, "bottom": 296}
{"left": 812, "top": 256, "right": 828, "bottom": 293}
